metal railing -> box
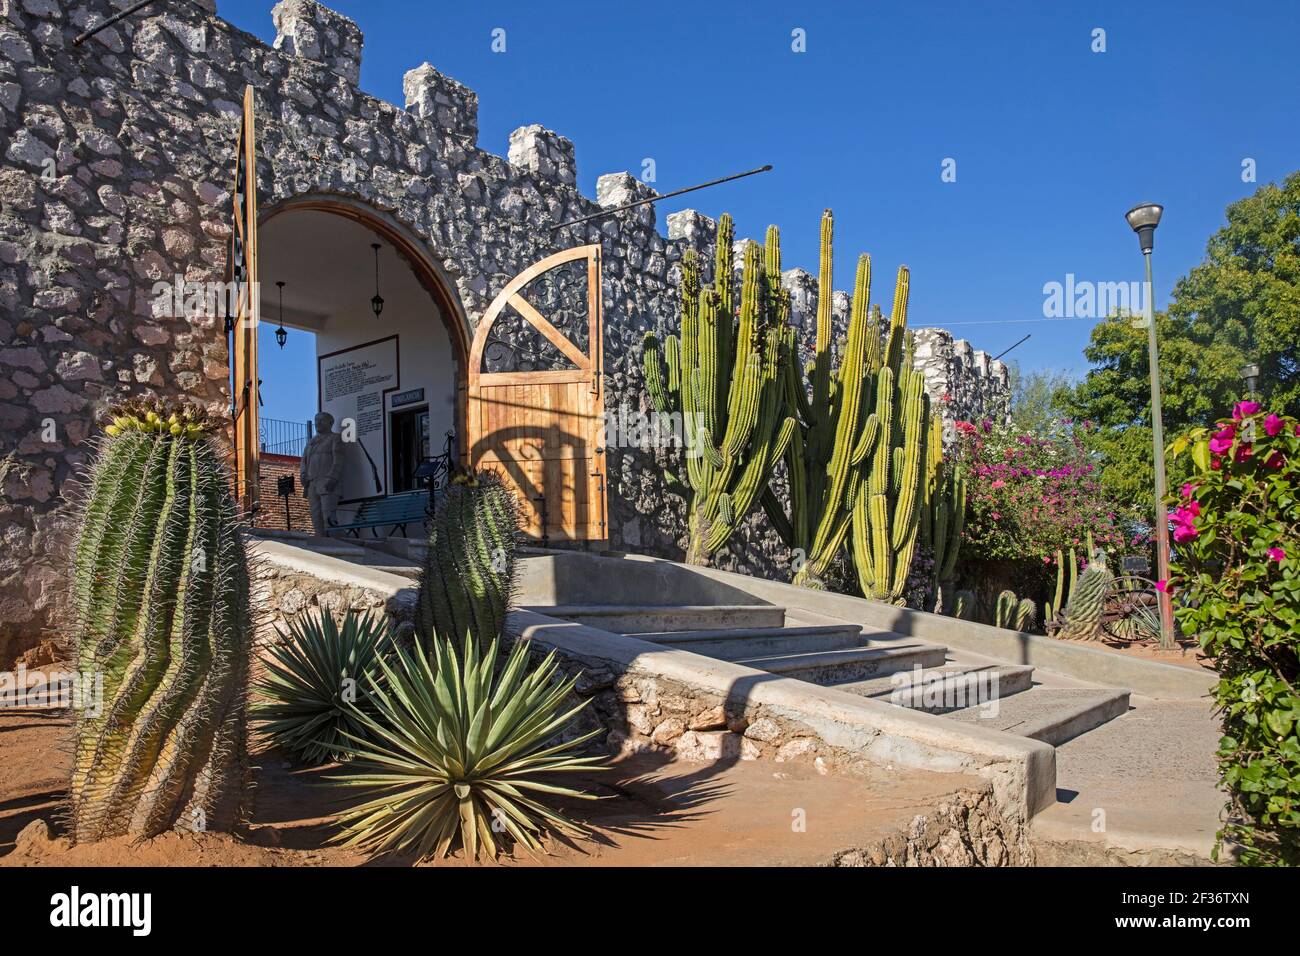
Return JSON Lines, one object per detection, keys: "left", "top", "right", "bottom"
{"left": 260, "top": 417, "right": 312, "bottom": 458}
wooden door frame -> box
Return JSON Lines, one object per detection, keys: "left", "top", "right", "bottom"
{"left": 228, "top": 86, "right": 259, "bottom": 516}
{"left": 466, "top": 244, "right": 606, "bottom": 541}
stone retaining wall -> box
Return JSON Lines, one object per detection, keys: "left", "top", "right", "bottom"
{"left": 0, "top": 0, "right": 1009, "bottom": 662}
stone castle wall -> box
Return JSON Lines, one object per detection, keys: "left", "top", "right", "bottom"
{"left": 0, "top": 0, "right": 1008, "bottom": 660}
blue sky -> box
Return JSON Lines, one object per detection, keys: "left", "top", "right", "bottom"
{"left": 229, "top": 0, "right": 1300, "bottom": 422}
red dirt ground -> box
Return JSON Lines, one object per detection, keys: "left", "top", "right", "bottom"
{"left": 1054, "top": 637, "right": 1215, "bottom": 672}
{"left": 0, "top": 711, "right": 969, "bottom": 867}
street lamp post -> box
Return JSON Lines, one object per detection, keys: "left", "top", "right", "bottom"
{"left": 1240, "top": 362, "right": 1261, "bottom": 399}
{"left": 1125, "top": 202, "right": 1176, "bottom": 650}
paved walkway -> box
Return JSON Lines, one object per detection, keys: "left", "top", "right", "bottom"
{"left": 1030, "top": 696, "right": 1226, "bottom": 864}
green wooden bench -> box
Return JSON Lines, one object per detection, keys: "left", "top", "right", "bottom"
{"left": 328, "top": 491, "right": 431, "bottom": 539}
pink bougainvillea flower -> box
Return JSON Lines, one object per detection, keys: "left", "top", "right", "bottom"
{"left": 1210, "top": 456, "right": 1223, "bottom": 470}
{"left": 1232, "top": 400, "right": 1261, "bottom": 420}
{"left": 990, "top": 479, "right": 1006, "bottom": 489}
{"left": 1155, "top": 579, "right": 1171, "bottom": 593}
{"left": 1264, "top": 450, "right": 1286, "bottom": 469}
{"left": 1262, "top": 413, "right": 1283, "bottom": 437}
{"left": 1268, "top": 547, "right": 1286, "bottom": 563}
{"left": 1208, "top": 424, "right": 1236, "bottom": 455}
{"left": 1235, "top": 443, "right": 1253, "bottom": 462}
{"left": 1180, "top": 482, "right": 1198, "bottom": 498}
{"left": 1173, "top": 524, "right": 1198, "bottom": 544}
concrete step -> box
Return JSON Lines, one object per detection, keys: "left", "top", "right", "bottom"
{"left": 835, "top": 663, "right": 1036, "bottom": 713}
{"left": 296, "top": 540, "right": 369, "bottom": 557}
{"left": 944, "top": 686, "right": 1131, "bottom": 746}
{"left": 736, "top": 642, "right": 949, "bottom": 685}
{"left": 539, "top": 604, "right": 786, "bottom": 633}
{"left": 637, "top": 624, "right": 865, "bottom": 660}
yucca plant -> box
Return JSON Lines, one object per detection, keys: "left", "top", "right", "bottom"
{"left": 330, "top": 634, "right": 603, "bottom": 861}
{"left": 255, "top": 608, "right": 391, "bottom": 764}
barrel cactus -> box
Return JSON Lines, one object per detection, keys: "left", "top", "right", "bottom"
{"left": 414, "top": 470, "right": 521, "bottom": 644}
{"left": 68, "top": 400, "right": 252, "bottom": 842}
{"left": 1059, "top": 548, "right": 1114, "bottom": 640}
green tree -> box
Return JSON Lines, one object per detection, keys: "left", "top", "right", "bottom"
{"left": 1007, "top": 363, "right": 1075, "bottom": 434}
{"left": 1062, "top": 172, "right": 1300, "bottom": 517}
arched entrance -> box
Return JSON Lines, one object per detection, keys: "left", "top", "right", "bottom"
{"left": 249, "top": 196, "right": 471, "bottom": 530}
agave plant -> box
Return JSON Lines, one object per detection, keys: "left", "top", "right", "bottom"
{"left": 331, "top": 634, "right": 603, "bottom": 861}
{"left": 255, "top": 608, "right": 391, "bottom": 764}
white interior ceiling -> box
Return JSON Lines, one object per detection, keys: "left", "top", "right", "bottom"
{"left": 258, "top": 210, "right": 436, "bottom": 333}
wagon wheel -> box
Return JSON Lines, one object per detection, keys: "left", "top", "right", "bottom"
{"left": 1101, "top": 573, "right": 1163, "bottom": 643}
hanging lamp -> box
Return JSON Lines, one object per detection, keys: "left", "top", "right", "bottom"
{"left": 370, "top": 242, "right": 385, "bottom": 317}
{"left": 275, "top": 280, "right": 287, "bottom": 349}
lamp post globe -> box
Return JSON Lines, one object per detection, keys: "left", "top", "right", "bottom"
{"left": 1126, "top": 202, "right": 1164, "bottom": 254}
{"left": 1240, "top": 362, "right": 1261, "bottom": 398}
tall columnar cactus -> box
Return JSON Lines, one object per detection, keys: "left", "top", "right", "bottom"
{"left": 849, "top": 310, "right": 932, "bottom": 604}
{"left": 68, "top": 401, "right": 252, "bottom": 843}
{"left": 643, "top": 214, "right": 796, "bottom": 565}
{"left": 1045, "top": 546, "right": 1078, "bottom": 626}
{"left": 758, "top": 210, "right": 937, "bottom": 601}
{"left": 414, "top": 469, "right": 521, "bottom": 644}
{"left": 928, "top": 431, "right": 966, "bottom": 583}
{"left": 1059, "top": 548, "right": 1115, "bottom": 641}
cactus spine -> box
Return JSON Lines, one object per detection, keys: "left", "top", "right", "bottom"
{"left": 68, "top": 401, "right": 252, "bottom": 843}
{"left": 643, "top": 214, "right": 795, "bottom": 565}
{"left": 414, "top": 469, "right": 521, "bottom": 644}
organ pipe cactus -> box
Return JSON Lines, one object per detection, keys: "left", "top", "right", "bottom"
{"left": 68, "top": 400, "right": 252, "bottom": 842}
{"left": 1045, "top": 546, "right": 1078, "bottom": 627}
{"left": 758, "top": 210, "right": 937, "bottom": 602}
{"left": 849, "top": 322, "right": 932, "bottom": 603}
{"left": 643, "top": 214, "right": 796, "bottom": 565}
{"left": 414, "top": 470, "right": 521, "bottom": 645}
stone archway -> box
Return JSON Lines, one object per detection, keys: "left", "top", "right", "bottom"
{"left": 259, "top": 194, "right": 472, "bottom": 375}
{"left": 253, "top": 195, "right": 472, "bottom": 520}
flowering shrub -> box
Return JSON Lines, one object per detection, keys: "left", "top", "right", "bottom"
{"left": 953, "top": 419, "right": 1132, "bottom": 564}
{"left": 1167, "top": 402, "right": 1300, "bottom": 865}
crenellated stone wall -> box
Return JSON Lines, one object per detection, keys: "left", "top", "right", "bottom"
{"left": 0, "top": 0, "right": 1008, "bottom": 662}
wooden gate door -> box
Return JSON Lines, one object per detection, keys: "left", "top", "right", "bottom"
{"left": 466, "top": 245, "right": 606, "bottom": 542}
{"left": 228, "top": 85, "right": 260, "bottom": 515}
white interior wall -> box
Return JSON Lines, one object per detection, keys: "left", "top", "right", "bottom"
{"left": 260, "top": 209, "right": 459, "bottom": 518}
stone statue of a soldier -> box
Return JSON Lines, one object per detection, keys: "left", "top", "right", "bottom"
{"left": 301, "top": 411, "right": 345, "bottom": 535}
